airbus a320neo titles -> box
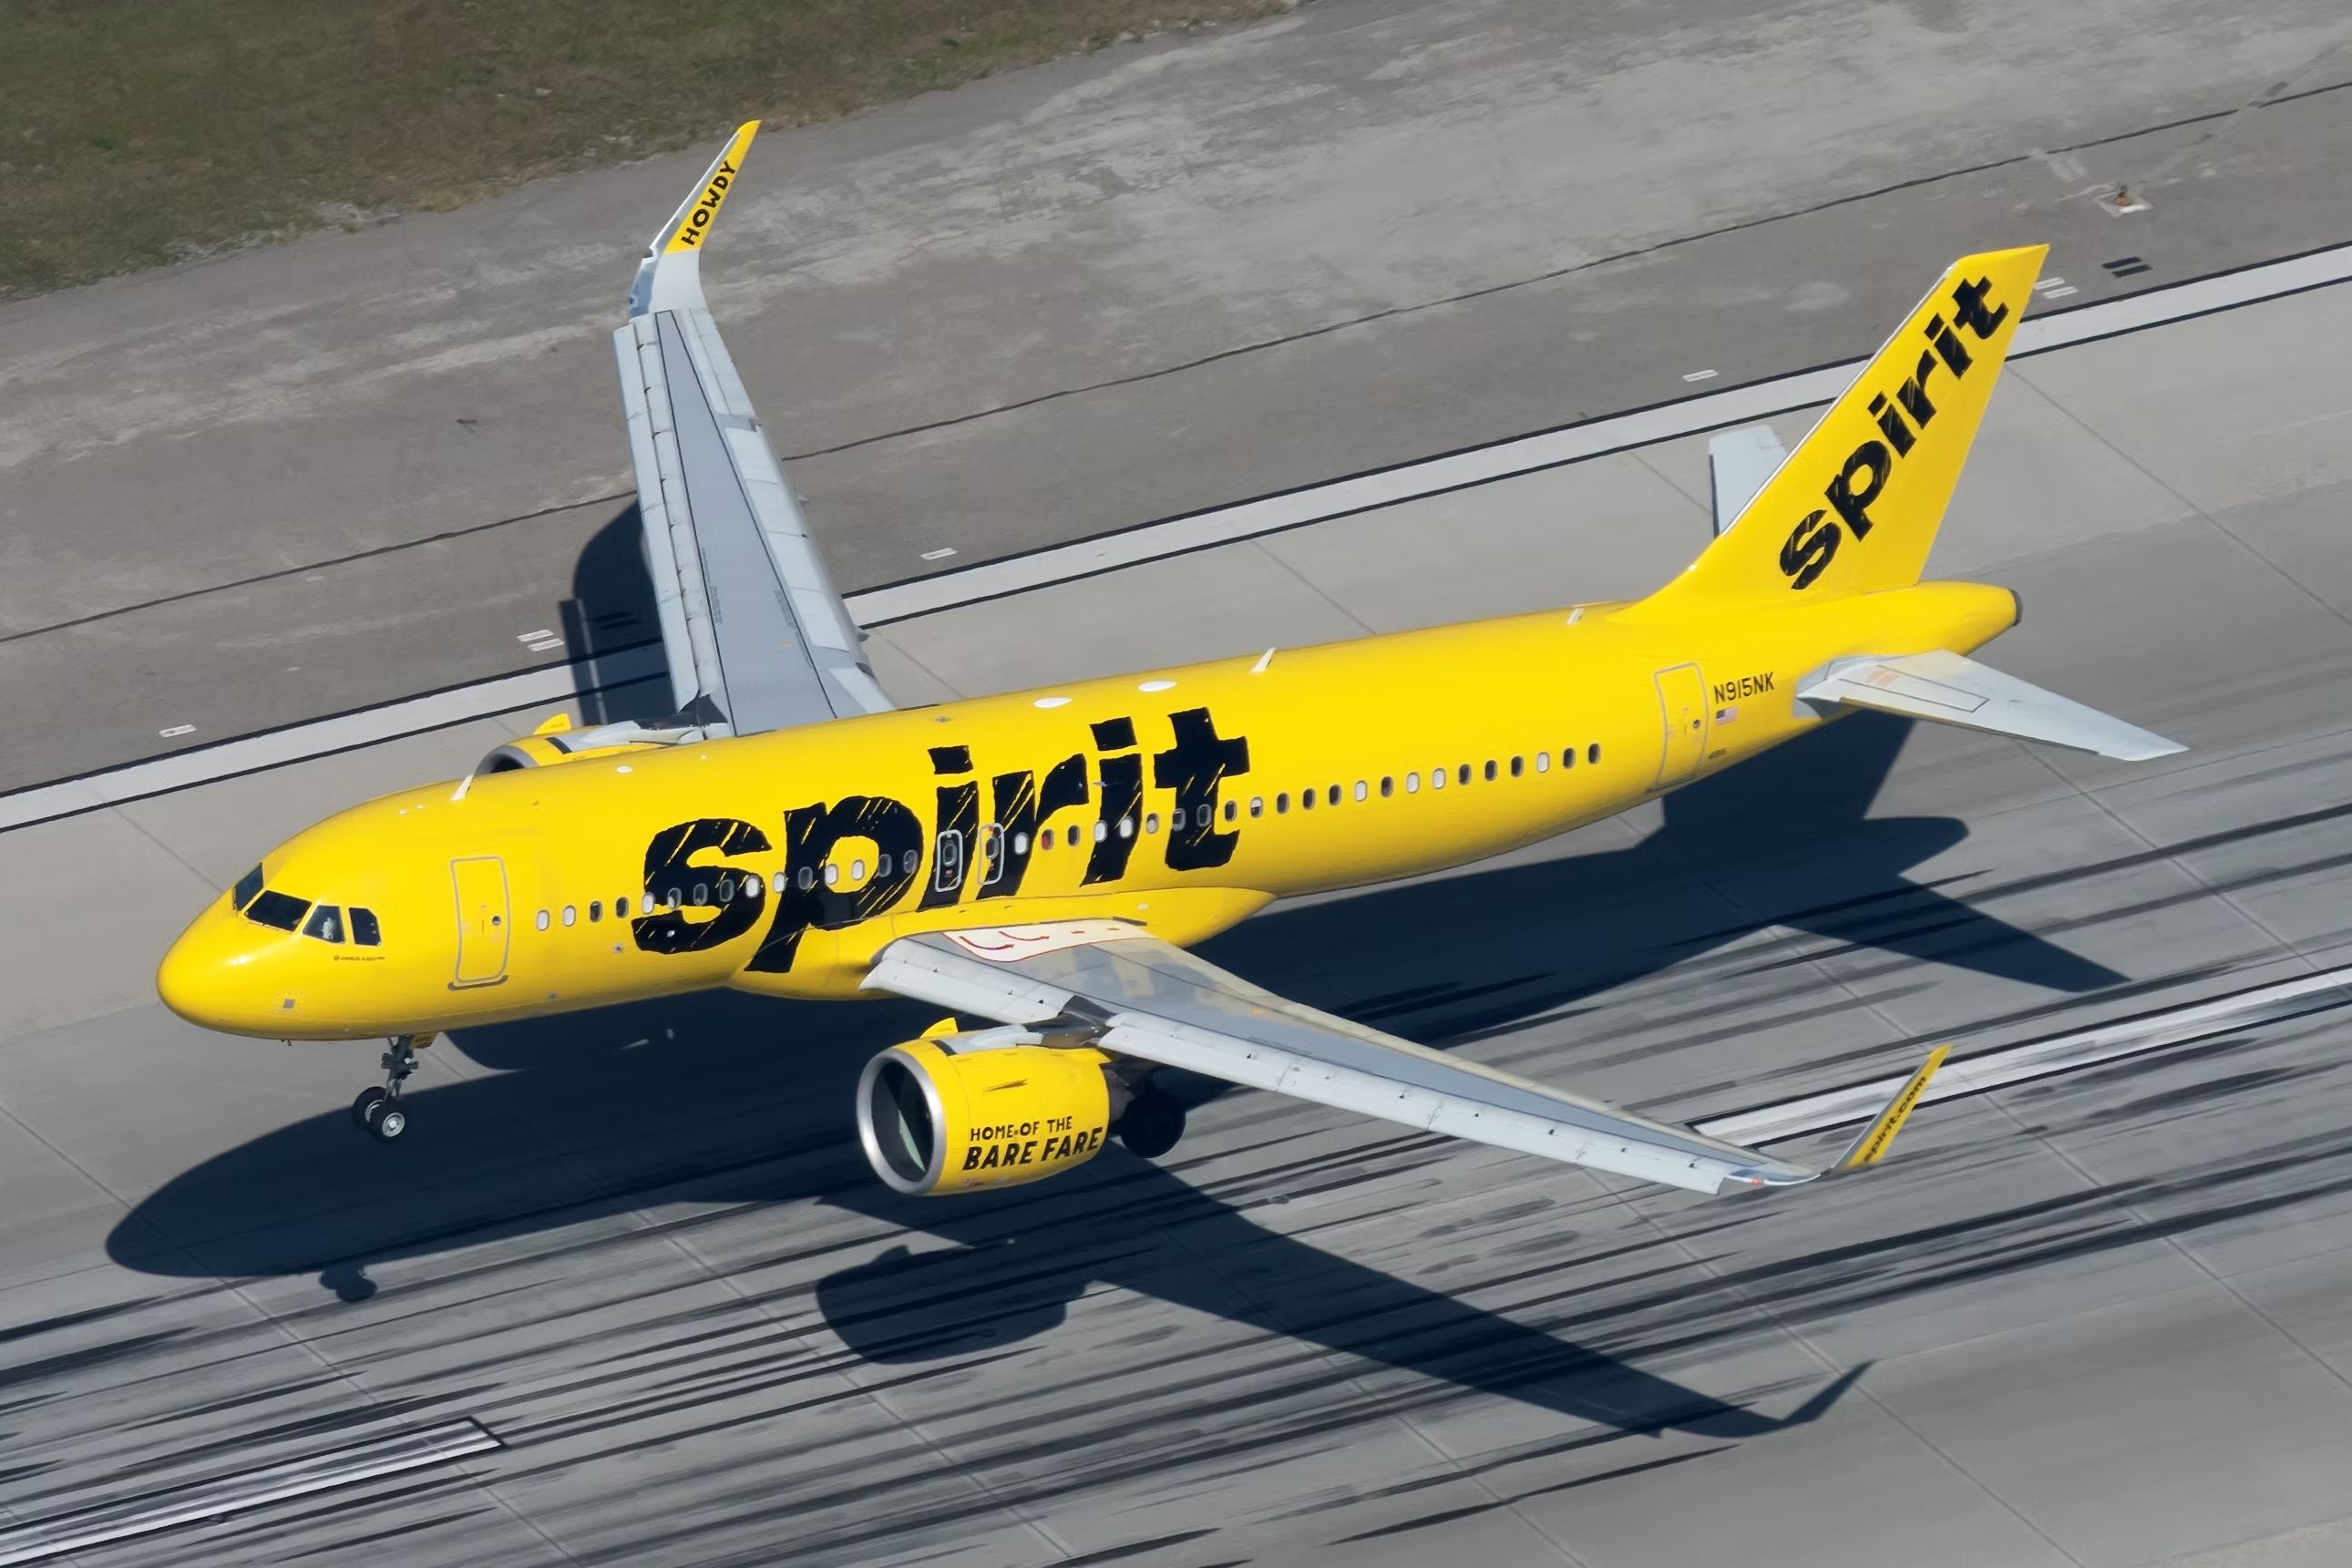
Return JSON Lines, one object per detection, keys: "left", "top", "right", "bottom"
{"left": 159, "top": 122, "right": 2179, "bottom": 1198}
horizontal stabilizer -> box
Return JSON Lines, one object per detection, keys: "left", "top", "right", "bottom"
{"left": 1799, "top": 651, "right": 2183, "bottom": 761}
{"left": 1708, "top": 424, "right": 1788, "bottom": 538}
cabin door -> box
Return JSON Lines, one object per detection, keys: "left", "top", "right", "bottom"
{"left": 450, "top": 856, "right": 512, "bottom": 987}
{"left": 1653, "top": 664, "right": 1710, "bottom": 788}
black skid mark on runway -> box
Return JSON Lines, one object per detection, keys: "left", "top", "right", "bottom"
{"left": 1330, "top": 1444, "right": 1736, "bottom": 1544}
{"left": 0, "top": 1328, "right": 190, "bottom": 1392}
{"left": 1054, "top": 1528, "right": 1219, "bottom": 1564}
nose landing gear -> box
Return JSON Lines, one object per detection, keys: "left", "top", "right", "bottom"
{"left": 352, "top": 1034, "right": 431, "bottom": 1143}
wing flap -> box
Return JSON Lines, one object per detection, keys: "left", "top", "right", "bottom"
{"left": 1799, "top": 651, "right": 2183, "bottom": 761}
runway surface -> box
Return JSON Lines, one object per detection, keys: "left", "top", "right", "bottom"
{"left": 8, "top": 2, "right": 2352, "bottom": 1565}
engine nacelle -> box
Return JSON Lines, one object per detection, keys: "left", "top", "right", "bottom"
{"left": 857, "top": 1037, "right": 1113, "bottom": 1196}
{"left": 477, "top": 719, "right": 698, "bottom": 774}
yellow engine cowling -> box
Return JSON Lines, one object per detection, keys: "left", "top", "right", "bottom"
{"left": 856, "top": 1037, "right": 1113, "bottom": 1195}
{"left": 478, "top": 716, "right": 677, "bottom": 774}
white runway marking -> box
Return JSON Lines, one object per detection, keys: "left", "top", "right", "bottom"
{"left": 1681, "top": 368, "right": 1720, "bottom": 382}
{"left": 1696, "top": 965, "right": 2352, "bottom": 1149}
{"left": 5, "top": 241, "right": 2350, "bottom": 835}
{"left": 0, "top": 1420, "right": 499, "bottom": 1567}
{"left": 156, "top": 724, "right": 194, "bottom": 738}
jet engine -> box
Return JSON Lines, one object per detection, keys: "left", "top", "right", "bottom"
{"left": 857, "top": 1034, "right": 1114, "bottom": 1195}
{"left": 477, "top": 718, "right": 697, "bottom": 774}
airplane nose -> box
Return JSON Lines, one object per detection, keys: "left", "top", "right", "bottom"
{"left": 157, "top": 912, "right": 259, "bottom": 1030}
{"left": 156, "top": 927, "right": 215, "bottom": 1025}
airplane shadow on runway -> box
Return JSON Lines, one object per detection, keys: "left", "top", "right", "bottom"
{"left": 559, "top": 504, "right": 680, "bottom": 729}
{"left": 106, "top": 712, "right": 2121, "bottom": 1445}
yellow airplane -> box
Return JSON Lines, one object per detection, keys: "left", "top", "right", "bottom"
{"left": 158, "top": 122, "right": 2177, "bottom": 1200}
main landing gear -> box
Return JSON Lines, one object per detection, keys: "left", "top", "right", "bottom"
{"left": 352, "top": 1034, "right": 430, "bottom": 1143}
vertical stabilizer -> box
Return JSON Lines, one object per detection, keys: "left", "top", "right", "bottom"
{"left": 1626, "top": 246, "right": 2045, "bottom": 619}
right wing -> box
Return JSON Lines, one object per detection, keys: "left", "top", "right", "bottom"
{"left": 1798, "top": 650, "right": 2183, "bottom": 761}
{"left": 611, "top": 121, "right": 893, "bottom": 737}
{"left": 866, "top": 920, "right": 1947, "bottom": 1196}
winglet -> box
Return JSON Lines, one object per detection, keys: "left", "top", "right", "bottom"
{"left": 626, "top": 119, "right": 761, "bottom": 319}
{"left": 1833, "top": 1046, "right": 1950, "bottom": 1171}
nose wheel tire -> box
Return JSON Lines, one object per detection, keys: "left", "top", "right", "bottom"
{"left": 351, "top": 1033, "right": 429, "bottom": 1143}
{"left": 353, "top": 1088, "right": 406, "bottom": 1142}
{"left": 1116, "top": 1092, "right": 1186, "bottom": 1160}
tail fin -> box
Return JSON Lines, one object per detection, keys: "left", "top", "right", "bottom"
{"left": 1626, "top": 245, "right": 2046, "bottom": 620}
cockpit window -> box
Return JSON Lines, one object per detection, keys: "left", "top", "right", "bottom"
{"left": 243, "top": 889, "right": 309, "bottom": 932}
{"left": 232, "top": 865, "right": 265, "bottom": 910}
{"left": 303, "top": 904, "right": 345, "bottom": 944}
{"left": 351, "top": 907, "right": 382, "bottom": 947}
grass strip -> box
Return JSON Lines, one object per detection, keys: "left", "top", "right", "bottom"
{"left": 0, "top": 0, "right": 1289, "bottom": 300}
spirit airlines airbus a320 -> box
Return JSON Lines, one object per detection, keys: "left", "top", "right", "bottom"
{"left": 159, "top": 123, "right": 2179, "bottom": 1203}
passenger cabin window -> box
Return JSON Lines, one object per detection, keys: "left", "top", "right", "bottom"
{"left": 1460, "top": 764, "right": 1474, "bottom": 785}
{"left": 350, "top": 907, "right": 382, "bottom": 947}
{"left": 1145, "top": 813, "right": 1161, "bottom": 835}
{"left": 1561, "top": 747, "right": 1576, "bottom": 769}
{"left": 1405, "top": 773, "right": 1419, "bottom": 794}
{"left": 1535, "top": 752, "right": 1551, "bottom": 774}
{"left": 534, "top": 910, "right": 550, "bottom": 932}
{"left": 745, "top": 873, "right": 763, "bottom": 897}
{"left": 1587, "top": 743, "right": 1602, "bottom": 764}
{"left": 1224, "top": 801, "right": 1238, "bottom": 822}
{"left": 589, "top": 900, "right": 603, "bottom": 923}
{"left": 1329, "top": 784, "right": 1341, "bottom": 806}
{"left": 243, "top": 889, "right": 309, "bottom": 932}
{"left": 561, "top": 906, "right": 577, "bottom": 927}
{"left": 1357, "top": 781, "right": 1370, "bottom": 801}
{"left": 232, "top": 865, "right": 265, "bottom": 910}
{"left": 303, "top": 905, "right": 344, "bottom": 944}
{"left": 1484, "top": 760, "right": 1498, "bottom": 781}
{"left": 1431, "top": 769, "right": 1445, "bottom": 791}
{"left": 1510, "top": 755, "right": 1524, "bottom": 777}
{"left": 1275, "top": 793, "right": 1289, "bottom": 815}
{"left": 981, "top": 825, "right": 1006, "bottom": 885}
{"left": 935, "top": 830, "right": 964, "bottom": 892}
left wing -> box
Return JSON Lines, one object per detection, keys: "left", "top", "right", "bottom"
{"left": 611, "top": 120, "right": 892, "bottom": 736}
{"left": 864, "top": 921, "right": 1945, "bottom": 1195}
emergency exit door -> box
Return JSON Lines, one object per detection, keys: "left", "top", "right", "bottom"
{"left": 1653, "top": 664, "right": 1709, "bottom": 788}
{"left": 450, "top": 856, "right": 511, "bottom": 987}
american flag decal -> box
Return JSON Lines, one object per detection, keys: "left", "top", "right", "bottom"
{"left": 1715, "top": 705, "right": 1739, "bottom": 723}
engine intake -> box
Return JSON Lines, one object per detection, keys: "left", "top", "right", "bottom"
{"left": 857, "top": 1037, "right": 1112, "bottom": 1195}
